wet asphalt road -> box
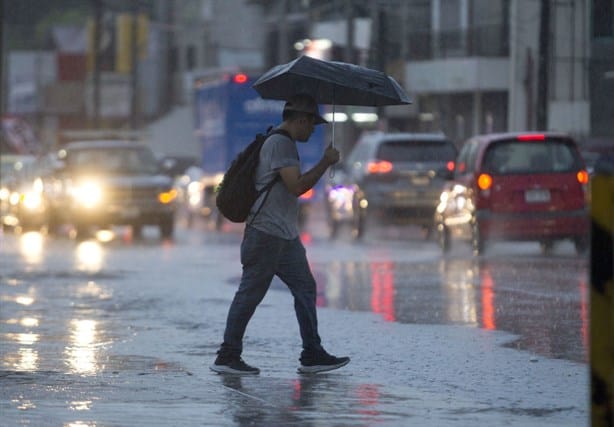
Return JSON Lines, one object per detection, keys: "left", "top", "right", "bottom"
{"left": 0, "top": 212, "right": 589, "bottom": 426}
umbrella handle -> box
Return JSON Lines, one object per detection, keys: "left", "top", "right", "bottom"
{"left": 331, "top": 101, "right": 335, "bottom": 149}
{"left": 329, "top": 99, "right": 336, "bottom": 178}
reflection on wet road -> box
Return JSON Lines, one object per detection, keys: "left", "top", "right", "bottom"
{"left": 218, "top": 374, "right": 399, "bottom": 425}
{"left": 0, "top": 226, "right": 589, "bottom": 425}
{"left": 312, "top": 255, "right": 588, "bottom": 363}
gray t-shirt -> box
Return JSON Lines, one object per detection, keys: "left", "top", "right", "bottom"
{"left": 248, "top": 131, "right": 300, "bottom": 239}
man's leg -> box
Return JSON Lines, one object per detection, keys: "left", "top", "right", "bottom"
{"left": 212, "top": 227, "right": 281, "bottom": 374}
{"left": 275, "top": 237, "right": 322, "bottom": 353}
{"left": 276, "top": 237, "right": 350, "bottom": 373}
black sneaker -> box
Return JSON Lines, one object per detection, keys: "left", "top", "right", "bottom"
{"left": 210, "top": 354, "right": 260, "bottom": 375}
{"left": 298, "top": 351, "right": 350, "bottom": 374}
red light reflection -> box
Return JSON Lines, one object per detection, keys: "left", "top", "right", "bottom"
{"left": 356, "top": 384, "right": 381, "bottom": 416}
{"left": 300, "top": 231, "right": 312, "bottom": 245}
{"left": 579, "top": 278, "right": 588, "bottom": 354}
{"left": 370, "top": 262, "right": 396, "bottom": 322}
{"left": 480, "top": 267, "right": 496, "bottom": 330}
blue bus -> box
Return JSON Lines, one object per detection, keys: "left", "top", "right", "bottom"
{"left": 192, "top": 71, "right": 325, "bottom": 228}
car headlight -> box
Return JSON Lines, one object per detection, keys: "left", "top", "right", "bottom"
{"left": 21, "top": 191, "right": 43, "bottom": 210}
{"left": 71, "top": 181, "right": 103, "bottom": 208}
{"left": 0, "top": 186, "right": 10, "bottom": 202}
{"left": 328, "top": 186, "right": 355, "bottom": 211}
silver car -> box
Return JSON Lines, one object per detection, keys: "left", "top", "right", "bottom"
{"left": 326, "top": 132, "right": 457, "bottom": 239}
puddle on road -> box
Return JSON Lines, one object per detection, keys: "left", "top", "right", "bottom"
{"left": 217, "top": 373, "right": 411, "bottom": 425}
{"left": 0, "top": 354, "right": 194, "bottom": 426}
{"left": 305, "top": 256, "right": 588, "bottom": 363}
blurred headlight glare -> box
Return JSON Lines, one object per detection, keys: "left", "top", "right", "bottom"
{"left": 22, "top": 192, "right": 43, "bottom": 210}
{"left": 9, "top": 192, "right": 20, "bottom": 205}
{"left": 0, "top": 187, "right": 9, "bottom": 201}
{"left": 33, "top": 178, "right": 44, "bottom": 193}
{"left": 72, "top": 181, "right": 103, "bottom": 208}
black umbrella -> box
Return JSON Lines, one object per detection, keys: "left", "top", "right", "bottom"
{"left": 253, "top": 55, "right": 411, "bottom": 149}
{"left": 253, "top": 55, "right": 411, "bottom": 107}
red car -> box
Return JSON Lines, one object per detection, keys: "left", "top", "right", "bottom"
{"left": 434, "top": 132, "right": 589, "bottom": 255}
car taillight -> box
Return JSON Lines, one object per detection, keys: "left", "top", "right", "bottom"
{"left": 517, "top": 134, "right": 545, "bottom": 141}
{"left": 576, "top": 170, "right": 589, "bottom": 185}
{"left": 477, "top": 173, "right": 493, "bottom": 191}
{"left": 367, "top": 160, "right": 393, "bottom": 174}
{"left": 233, "top": 73, "right": 248, "bottom": 84}
{"left": 446, "top": 161, "right": 455, "bottom": 172}
{"left": 300, "top": 188, "right": 314, "bottom": 200}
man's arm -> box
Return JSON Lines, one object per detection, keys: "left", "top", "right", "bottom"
{"left": 279, "top": 144, "right": 339, "bottom": 197}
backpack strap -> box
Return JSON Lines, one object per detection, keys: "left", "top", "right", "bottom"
{"left": 246, "top": 127, "right": 290, "bottom": 225}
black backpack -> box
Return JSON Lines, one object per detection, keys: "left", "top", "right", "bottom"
{"left": 215, "top": 127, "right": 290, "bottom": 223}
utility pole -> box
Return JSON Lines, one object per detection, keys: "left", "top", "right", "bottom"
{"left": 277, "top": 0, "right": 289, "bottom": 64}
{"left": 130, "top": 3, "right": 139, "bottom": 130}
{"left": 92, "top": 0, "right": 102, "bottom": 128}
{"left": 372, "top": 4, "right": 388, "bottom": 131}
{"left": 536, "top": 0, "right": 550, "bottom": 130}
{"left": 345, "top": 0, "right": 354, "bottom": 63}
{"left": 163, "top": 0, "right": 174, "bottom": 112}
{"left": 0, "top": 0, "right": 5, "bottom": 118}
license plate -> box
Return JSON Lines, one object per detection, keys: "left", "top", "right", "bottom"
{"left": 120, "top": 206, "right": 140, "bottom": 218}
{"left": 525, "top": 189, "right": 550, "bottom": 203}
{"left": 411, "top": 177, "right": 429, "bottom": 186}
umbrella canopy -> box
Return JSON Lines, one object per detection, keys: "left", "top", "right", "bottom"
{"left": 253, "top": 55, "right": 411, "bottom": 107}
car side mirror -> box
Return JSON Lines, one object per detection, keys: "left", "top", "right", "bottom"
{"left": 159, "top": 158, "right": 176, "bottom": 176}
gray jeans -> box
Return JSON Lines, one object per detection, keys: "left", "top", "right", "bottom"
{"left": 220, "top": 226, "right": 323, "bottom": 356}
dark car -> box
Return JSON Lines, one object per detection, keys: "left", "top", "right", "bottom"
{"left": 0, "top": 154, "right": 48, "bottom": 231}
{"left": 326, "top": 132, "right": 457, "bottom": 239}
{"left": 45, "top": 140, "right": 177, "bottom": 239}
{"left": 434, "top": 132, "right": 590, "bottom": 255}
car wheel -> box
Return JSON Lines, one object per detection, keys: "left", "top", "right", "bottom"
{"left": 45, "top": 210, "right": 61, "bottom": 235}
{"left": 471, "top": 220, "right": 485, "bottom": 256}
{"left": 214, "top": 209, "right": 224, "bottom": 231}
{"left": 437, "top": 223, "right": 451, "bottom": 253}
{"left": 74, "top": 224, "right": 90, "bottom": 240}
{"left": 574, "top": 237, "right": 588, "bottom": 255}
{"left": 132, "top": 224, "right": 143, "bottom": 239}
{"left": 422, "top": 225, "right": 433, "bottom": 241}
{"left": 159, "top": 216, "right": 174, "bottom": 239}
{"left": 539, "top": 240, "right": 554, "bottom": 255}
{"left": 351, "top": 201, "right": 366, "bottom": 241}
{"left": 186, "top": 211, "right": 195, "bottom": 228}
{"left": 328, "top": 218, "right": 340, "bottom": 239}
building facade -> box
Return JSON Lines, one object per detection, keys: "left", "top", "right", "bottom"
{"left": 403, "top": 0, "right": 593, "bottom": 143}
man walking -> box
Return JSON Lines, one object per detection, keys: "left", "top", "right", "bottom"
{"left": 211, "top": 93, "right": 350, "bottom": 375}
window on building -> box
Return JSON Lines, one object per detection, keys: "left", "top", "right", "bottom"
{"left": 593, "top": 0, "right": 614, "bottom": 37}
{"left": 186, "top": 45, "right": 196, "bottom": 70}
{"left": 439, "top": 0, "right": 463, "bottom": 56}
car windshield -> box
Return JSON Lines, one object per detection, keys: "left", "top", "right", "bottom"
{"left": 67, "top": 147, "right": 159, "bottom": 174}
{"left": 483, "top": 139, "right": 580, "bottom": 174}
{"left": 377, "top": 141, "right": 456, "bottom": 162}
